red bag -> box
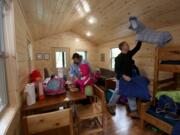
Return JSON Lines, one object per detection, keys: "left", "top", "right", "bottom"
{"left": 30, "top": 69, "right": 42, "bottom": 82}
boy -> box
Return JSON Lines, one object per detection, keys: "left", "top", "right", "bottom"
{"left": 108, "top": 41, "right": 142, "bottom": 118}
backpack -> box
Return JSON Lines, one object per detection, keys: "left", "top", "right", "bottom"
{"left": 44, "top": 78, "right": 65, "bottom": 95}
{"left": 156, "top": 95, "right": 177, "bottom": 114}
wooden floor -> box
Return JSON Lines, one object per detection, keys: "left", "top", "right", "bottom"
{"left": 35, "top": 105, "right": 167, "bottom": 135}
{"left": 104, "top": 105, "right": 167, "bottom": 135}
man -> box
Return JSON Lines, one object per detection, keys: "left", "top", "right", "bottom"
{"left": 69, "top": 53, "right": 81, "bottom": 80}
{"left": 108, "top": 41, "right": 142, "bottom": 117}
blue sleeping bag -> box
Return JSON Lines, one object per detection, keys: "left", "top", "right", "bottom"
{"left": 118, "top": 76, "right": 151, "bottom": 101}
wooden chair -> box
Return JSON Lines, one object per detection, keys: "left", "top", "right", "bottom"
{"left": 23, "top": 108, "right": 74, "bottom": 135}
{"left": 77, "top": 85, "right": 106, "bottom": 135}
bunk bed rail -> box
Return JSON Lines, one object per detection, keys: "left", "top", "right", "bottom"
{"left": 153, "top": 46, "right": 180, "bottom": 103}
{"left": 141, "top": 46, "right": 180, "bottom": 135}
{"left": 158, "top": 46, "right": 180, "bottom": 73}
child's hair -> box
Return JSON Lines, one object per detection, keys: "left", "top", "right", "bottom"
{"left": 72, "top": 53, "right": 80, "bottom": 59}
{"left": 119, "top": 41, "right": 127, "bottom": 50}
{"left": 51, "top": 74, "right": 55, "bottom": 79}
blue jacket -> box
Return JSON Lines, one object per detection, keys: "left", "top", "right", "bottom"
{"left": 69, "top": 64, "right": 80, "bottom": 78}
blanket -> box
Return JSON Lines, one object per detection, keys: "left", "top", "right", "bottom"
{"left": 129, "top": 16, "right": 172, "bottom": 47}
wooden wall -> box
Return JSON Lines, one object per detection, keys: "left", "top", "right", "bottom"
{"left": 4, "top": 0, "right": 34, "bottom": 135}
{"left": 14, "top": 0, "right": 34, "bottom": 92}
{"left": 4, "top": 1, "right": 180, "bottom": 135}
{"left": 33, "top": 32, "right": 97, "bottom": 75}
{"left": 97, "top": 24, "right": 180, "bottom": 90}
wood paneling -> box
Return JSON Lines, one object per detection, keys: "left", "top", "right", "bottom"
{"left": 97, "top": 24, "right": 180, "bottom": 91}
{"left": 5, "top": 1, "right": 180, "bottom": 134}
{"left": 33, "top": 32, "right": 97, "bottom": 74}
{"left": 19, "top": 0, "right": 180, "bottom": 44}
{"left": 14, "top": 0, "right": 34, "bottom": 91}
{"left": 3, "top": 1, "right": 34, "bottom": 135}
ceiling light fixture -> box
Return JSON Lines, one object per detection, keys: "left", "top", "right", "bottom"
{"left": 75, "top": 38, "right": 80, "bottom": 42}
{"left": 86, "top": 31, "right": 92, "bottom": 37}
{"left": 88, "top": 16, "right": 96, "bottom": 24}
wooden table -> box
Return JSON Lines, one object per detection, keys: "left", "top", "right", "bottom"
{"left": 22, "top": 91, "right": 86, "bottom": 115}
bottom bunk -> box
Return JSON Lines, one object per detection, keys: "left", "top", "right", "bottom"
{"left": 141, "top": 102, "right": 173, "bottom": 134}
{"left": 141, "top": 89, "right": 180, "bottom": 134}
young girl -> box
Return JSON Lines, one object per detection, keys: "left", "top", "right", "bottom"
{"left": 76, "top": 64, "right": 94, "bottom": 104}
{"left": 76, "top": 64, "right": 93, "bottom": 92}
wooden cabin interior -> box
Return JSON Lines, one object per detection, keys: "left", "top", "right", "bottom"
{"left": 0, "top": 0, "right": 180, "bottom": 135}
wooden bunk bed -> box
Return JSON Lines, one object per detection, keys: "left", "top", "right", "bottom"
{"left": 140, "top": 46, "right": 180, "bottom": 134}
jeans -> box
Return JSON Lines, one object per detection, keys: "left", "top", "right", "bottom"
{"left": 108, "top": 79, "right": 137, "bottom": 112}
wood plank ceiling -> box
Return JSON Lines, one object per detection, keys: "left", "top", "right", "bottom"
{"left": 19, "top": 0, "right": 180, "bottom": 44}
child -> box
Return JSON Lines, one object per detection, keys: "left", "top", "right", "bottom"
{"left": 76, "top": 64, "right": 94, "bottom": 93}
{"left": 108, "top": 41, "right": 142, "bottom": 117}
{"left": 76, "top": 64, "right": 94, "bottom": 104}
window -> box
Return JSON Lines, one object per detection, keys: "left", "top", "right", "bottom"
{"left": 111, "top": 48, "right": 121, "bottom": 69}
{"left": 55, "top": 51, "right": 67, "bottom": 68}
{"left": 76, "top": 51, "right": 87, "bottom": 60}
{"left": 0, "top": 0, "right": 8, "bottom": 112}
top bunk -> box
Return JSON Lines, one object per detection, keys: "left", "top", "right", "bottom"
{"left": 155, "top": 46, "right": 180, "bottom": 73}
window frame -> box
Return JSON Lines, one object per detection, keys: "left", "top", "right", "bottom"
{"left": 0, "top": 0, "right": 8, "bottom": 113}
{"left": 76, "top": 50, "right": 87, "bottom": 60}
{"left": 110, "top": 48, "right": 121, "bottom": 69}
{"left": 55, "top": 51, "right": 67, "bottom": 68}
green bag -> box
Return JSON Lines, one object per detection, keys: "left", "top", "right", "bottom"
{"left": 85, "top": 85, "right": 93, "bottom": 96}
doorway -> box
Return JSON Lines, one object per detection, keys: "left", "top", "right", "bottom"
{"left": 52, "top": 47, "right": 70, "bottom": 76}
